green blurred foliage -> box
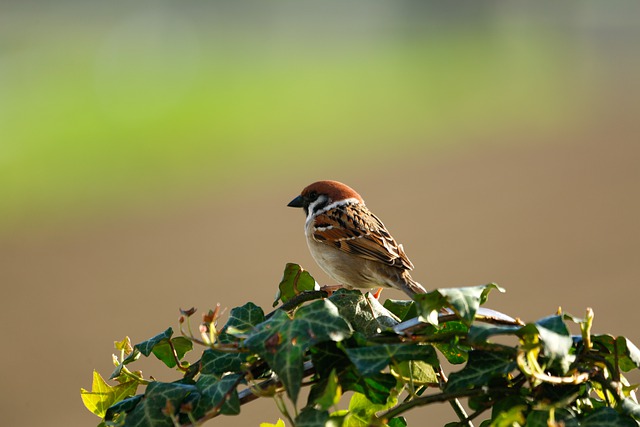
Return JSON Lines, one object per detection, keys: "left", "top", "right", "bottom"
{"left": 1, "top": 1, "right": 621, "bottom": 231}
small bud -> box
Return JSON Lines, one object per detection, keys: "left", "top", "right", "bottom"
{"left": 180, "top": 307, "right": 197, "bottom": 317}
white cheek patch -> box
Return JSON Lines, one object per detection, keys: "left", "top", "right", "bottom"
{"left": 306, "top": 195, "right": 329, "bottom": 225}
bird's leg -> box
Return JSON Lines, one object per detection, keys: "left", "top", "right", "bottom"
{"left": 319, "top": 284, "right": 344, "bottom": 296}
{"left": 372, "top": 288, "right": 383, "bottom": 299}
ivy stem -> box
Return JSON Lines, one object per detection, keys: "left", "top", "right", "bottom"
{"left": 438, "top": 366, "right": 473, "bottom": 427}
{"left": 168, "top": 339, "right": 189, "bottom": 373}
{"left": 377, "top": 387, "right": 514, "bottom": 422}
{"left": 120, "top": 365, "right": 151, "bottom": 385}
{"left": 273, "top": 393, "right": 296, "bottom": 427}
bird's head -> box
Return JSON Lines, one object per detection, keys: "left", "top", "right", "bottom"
{"left": 287, "top": 180, "right": 364, "bottom": 217}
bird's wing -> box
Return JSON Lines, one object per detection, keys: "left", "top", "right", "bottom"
{"left": 312, "top": 204, "right": 414, "bottom": 270}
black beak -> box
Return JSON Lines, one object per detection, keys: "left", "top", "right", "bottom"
{"left": 287, "top": 195, "right": 304, "bottom": 208}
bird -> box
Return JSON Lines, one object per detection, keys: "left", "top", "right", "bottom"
{"left": 287, "top": 180, "right": 426, "bottom": 298}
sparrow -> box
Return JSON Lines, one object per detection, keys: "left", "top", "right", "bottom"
{"left": 287, "top": 180, "right": 426, "bottom": 298}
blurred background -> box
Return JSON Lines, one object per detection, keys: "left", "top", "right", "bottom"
{"left": 1, "top": 0, "right": 639, "bottom": 425}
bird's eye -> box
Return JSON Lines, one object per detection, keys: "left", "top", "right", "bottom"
{"left": 308, "top": 191, "right": 318, "bottom": 201}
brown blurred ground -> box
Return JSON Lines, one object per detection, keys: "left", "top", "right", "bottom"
{"left": 1, "top": 108, "right": 639, "bottom": 426}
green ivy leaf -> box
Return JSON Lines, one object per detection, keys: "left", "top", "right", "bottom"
{"left": 296, "top": 407, "right": 330, "bottom": 427}
{"left": 345, "top": 343, "right": 437, "bottom": 376}
{"left": 391, "top": 360, "right": 438, "bottom": 385}
{"left": 313, "top": 369, "right": 342, "bottom": 410}
{"left": 200, "top": 348, "right": 247, "bottom": 376}
{"left": 193, "top": 373, "right": 243, "bottom": 418}
{"left": 413, "top": 291, "right": 447, "bottom": 325}
{"left": 309, "top": 342, "right": 396, "bottom": 405}
{"left": 512, "top": 315, "right": 575, "bottom": 374}
{"left": 593, "top": 335, "right": 640, "bottom": 372}
{"left": 415, "top": 284, "right": 504, "bottom": 326}
{"left": 435, "top": 341, "right": 470, "bottom": 365}
{"left": 467, "top": 323, "right": 521, "bottom": 344}
{"left": 137, "top": 328, "right": 174, "bottom": 357}
{"left": 310, "top": 341, "right": 350, "bottom": 379}
{"left": 124, "top": 382, "right": 198, "bottom": 427}
{"left": 329, "top": 289, "right": 399, "bottom": 336}
{"left": 151, "top": 337, "right": 194, "bottom": 369}
{"left": 535, "top": 325, "right": 574, "bottom": 373}
{"left": 342, "top": 392, "right": 397, "bottom": 427}
{"left": 104, "top": 394, "right": 143, "bottom": 421}
{"left": 415, "top": 320, "right": 470, "bottom": 364}
{"left": 445, "top": 350, "right": 516, "bottom": 393}
{"left": 525, "top": 408, "right": 579, "bottom": 427}
{"left": 443, "top": 284, "right": 504, "bottom": 324}
{"left": 387, "top": 417, "right": 408, "bottom": 427}
{"left": 111, "top": 330, "right": 177, "bottom": 379}
{"left": 536, "top": 314, "right": 570, "bottom": 336}
{"left": 582, "top": 407, "right": 638, "bottom": 426}
{"left": 621, "top": 398, "right": 640, "bottom": 420}
{"left": 243, "top": 299, "right": 352, "bottom": 403}
{"left": 341, "top": 370, "right": 397, "bottom": 405}
{"left": 383, "top": 299, "right": 417, "bottom": 322}
{"left": 489, "top": 404, "right": 527, "bottom": 427}
{"left": 80, "top": 370, "right": 139, "bottom": 417}
{"left": 273, "top": 263, "right": 318, "bottom": 307}
{"left": 221, "top": 302, "right": 265, "bottom": 341}
{"left": 115, "top": 337, "right": 134, "bottom": 354}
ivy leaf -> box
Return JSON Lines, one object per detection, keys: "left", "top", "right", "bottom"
{"left": 445, "top": 350, "right": 516, "bottom": 393}
{"left": 313, "top": 369, "right": 342, "bottom": 411}
{"left": 383, "top": 299, "right": 417, "bottom": 322}
{"left": 221, "top": 302, "right": 265, "bottom": 341}
{"left": 200, "top": 348, "right": 247, "bottom": 376}
{"left": 115, "top": 337, "right": 134, "bottom": 355}
{"left": 273, "top": 263, "right": 318, "bottom": 307}
{"left": 341, "top": 370, "right": 397, "bottom": 405}
{"left": 136, "top": 328, "right": 174, "bottom": 357}
{"left": 192, "top": 373, "right": 243, "bottom": 418}
{"left": 111, "top": 328, "right": 177, "bottom": 378}
{"left": 310, "top": 341, "right": 350, "bottom": 379}
{"left": 415, "top": 284, "right": 504, "bottom": 326}
{"left": 104, "top": 394, "right": 143, "bottom": 421}
{"left": 80, "top": 370, "right": 139, "bottom": 417}
{"left": 468, "top": 323, "right": 521, "bottom": 344}
{"left": 260, "top": 420, "right": 286, "bottom": 427}
{"left": 329, "top": 289, "right": 399, "bottom": 336}
{"left": 620, "top": 398, "right": 640, "bottom": 420}
{"left": 342, "top": 392, "right": 397, "bottom": 427}
{"left": 525, "top": 408, "right": 579, "bottom": 427}
{"left": 243, "top": 299, "right": 352, "bottom": 403}
{"left": 309, "top": 341, "right": 396, "bottom": 405}
{"left": 411, "top": 320, "right": 470, "bottom": 364}
{"left": 391, "top": 360, "right": 438, "bottom": 385}
{"left": 443, "top": 284, "right": 504, "bottom": 325}
{"left": 388, "top": 417, "right": 408, "bottom": 427}
{"left": 593, "top": 335, "right": 640, "bottom": 372}
{"left": 345, "top": 343, "right": 437, "bottom": 376}
{"left": 296, "top": 408, "right": 330, "bottom": 427}
{"left": 124, "top": 382, "right": 198, "bottom": 427}
{"left": 509, "top": 315, "right": 575, "bottom": 374}
{"left": 581, "top": 407, "right": 638, "bottom": 426}
{"left": 489, "top": 404, "right": 527, "bottom": 427}
{"left": 413, "top": 291, "right": 447, "bottom": 325}
{"left": 151, "top": 337, "right": 194, "bottom": 369}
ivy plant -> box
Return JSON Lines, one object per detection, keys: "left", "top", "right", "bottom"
{"left": 82, "top": 263, "right": 640, "bottom": 426}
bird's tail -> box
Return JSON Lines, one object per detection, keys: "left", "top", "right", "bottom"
{"left": 401, "top": 271, "right": 427, "bottom": 296}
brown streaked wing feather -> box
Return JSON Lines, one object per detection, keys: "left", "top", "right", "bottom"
{"left": 312, "top": 204, "right": 414, "bottom": 270}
